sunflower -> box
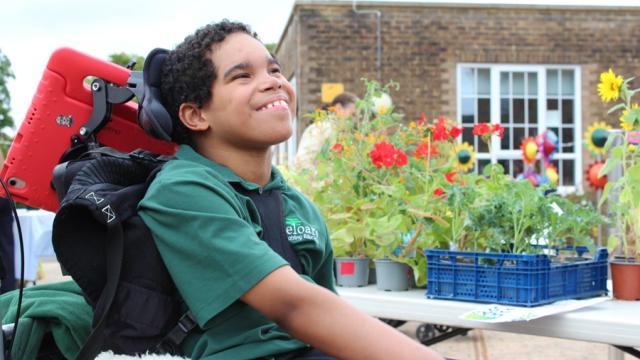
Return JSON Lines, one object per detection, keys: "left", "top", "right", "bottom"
{"left": 619, "top": 103, "right": 639, "bottom": 131}
{"left": 453, "top": 142, "right": 476, "bottom": 171}
{"left": 584, "top": 122, "right": 612, "bottom": 155}
{"left": 597, "top": 68, "right": 623, "bottom": 103}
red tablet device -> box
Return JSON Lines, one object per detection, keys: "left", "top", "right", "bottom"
{"left": 0, "top": 47, "right": 176, "bottom": 212}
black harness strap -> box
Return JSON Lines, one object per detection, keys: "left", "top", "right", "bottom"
{"left": 75, "top": 225, "right": 125, "bottom": 360}
{"left": 232, "top": 185, "right": 303, "bottom": 274}
{"left": 156, "top": 185, "right": 303, "bottom": 353}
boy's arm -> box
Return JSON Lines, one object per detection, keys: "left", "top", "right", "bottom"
{"left": 241, "top": 266, "right": 444, "bottom": 360}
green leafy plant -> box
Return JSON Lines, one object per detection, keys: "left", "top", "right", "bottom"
{"left": 597, "top": 69, "right": 640, "bottom": 261}
{"left": 290, "top": 80, "right": 466, "bottom": 286}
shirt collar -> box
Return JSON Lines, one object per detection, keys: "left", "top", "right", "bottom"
{"left": 176, "top": 145, "right": 286, "bottom": 191}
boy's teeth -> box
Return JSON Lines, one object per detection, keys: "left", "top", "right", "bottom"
{"left": 260, "top": 100, "right": 287, "bottom": 111}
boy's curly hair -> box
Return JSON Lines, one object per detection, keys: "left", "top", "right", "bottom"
{"left": 161, "top": 20, "right": 258, "bottom": 145}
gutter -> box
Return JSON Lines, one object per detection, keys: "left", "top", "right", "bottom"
{"left": 352, "top": 0, "right": 382, "bottom": 82}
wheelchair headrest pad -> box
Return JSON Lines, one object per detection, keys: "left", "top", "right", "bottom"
{"left": 138, "top": 48, "right": 173, "bottom": 142}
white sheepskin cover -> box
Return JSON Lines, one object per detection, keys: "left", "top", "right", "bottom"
{"left": 94, "top": 351, "right": 188, "bottom": 360}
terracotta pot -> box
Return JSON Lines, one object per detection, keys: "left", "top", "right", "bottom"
{"left": 610, "top": 259, "right": 640, "bottom": 300}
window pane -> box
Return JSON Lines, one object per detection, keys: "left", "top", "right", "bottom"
{"left": 461, "top": 97, "right": 475, "bottom": 124}
{"left": 462, "top": 127, "right": 474, "bottom": 145}
{"left": 513, "top": 99, "right": 525, "bottom": 124}
{"left": 478, "top": 69, "right": 490, "bottom": 96}
{"left": 547, "top": 98, "right": 558, "bottom": 110}
{"left": 501, "top": 98, "right": 510, "bottom": 124}
{"left": 513, "top": 127, "right": 525, "bottom": 150}
{"left": 478, "top": 98, "right": 490, "bottom": 123}
{"left": 562, "top": 128, "right": 574, "bottom": 152}
{"left": 498, "top": 159, "right": 511, "bottom": 176}
{"left": 501, "top": 127, "right": 510, "bottom": 149}
{"left": 562, "top": 160, "right": 575, "bottom": 185}
{"left": 562, "top": 99, "right": 574, "bottom": 124}
{"left": 478, "top": 136, "right": 489, "bottom": 153}
{"left": 501, "top": 72, "right": 509, "bottom": 96}
{"left": 528, "top": 127, "right": 538, "bottom": 139}
{"left": 513, "top": 73, "right": 525, "bottom": 96}
{"left": 461, "top": 68, "right": 475, "bottom": 95}
{"left": 528, "top": 72, "right": 538, "bottom": 95}
{"left": 561, "top": 70, "right": 575, "bottom": 96}
{"left": 529, "top": 99, "right": 538, "bottom": 124}
{"left": 513, "top": 160, "right": 524, "bottom": 177}
{"left": 478, "top": 159, "right": 491, "bottom": 175}
{"left": 547, "top": 69, "right": 558, "bottom": 96}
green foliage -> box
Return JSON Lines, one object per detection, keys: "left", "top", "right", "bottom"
{"left": 597, "top": 70, "right": 640, "bottom": 261}
{"left": 284, "top": 79, "right": 605, "bottom": 287}
{"left": 265, "top": 43, "right": 277, "bottom": 53}
{"left": 0, "top": 49, "right": 15, "bottom": 156}
{"left": 108, "top": 52, "right": 145, "bottom": 71}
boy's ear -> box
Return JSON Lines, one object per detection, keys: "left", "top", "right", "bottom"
{"left": 178, "top": 103, "right": 211, "bottom": 132}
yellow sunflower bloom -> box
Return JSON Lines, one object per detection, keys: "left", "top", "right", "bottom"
{"left": 453, "top": 142, "right": 476, "bottom": 172}
{"left": 597, "top": 68, "right": 623, "bottom": 103}
{"left": 620, "top": 103, "right": 639, "bottom": 131}
{"left": 584, "top": 121, "right": 612, "bottom": 154}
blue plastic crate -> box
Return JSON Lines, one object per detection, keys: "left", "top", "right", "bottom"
{"left": 425, "top": 248, "right": 608, "bottom": 307}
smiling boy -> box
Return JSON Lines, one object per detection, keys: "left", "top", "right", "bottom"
{"left": 138, "top": 20, "right": 443, "bottom": 360}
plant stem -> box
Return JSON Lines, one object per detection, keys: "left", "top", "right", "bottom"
{"left": 400, "top": 223, "right": 424, "bottom": 258}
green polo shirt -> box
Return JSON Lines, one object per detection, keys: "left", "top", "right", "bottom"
{"left": 138, "top": 145, "right": 335, "bottom": 360}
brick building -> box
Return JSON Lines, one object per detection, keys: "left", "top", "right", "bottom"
{"left": 274, "top": 0, "right": 640, "bottom": 193}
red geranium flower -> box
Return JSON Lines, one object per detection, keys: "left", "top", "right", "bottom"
{"left": 414, "top": 142, "right": 438, "bottom": 159}
{"left": 395, "top": 150, "right": 408, "bottom": 166}
{"left": 449, "top": 126, "right": 462, "bottom": 139}
{"left": 473, "top": 122, "right": 505, "bottom": 140}
{"left": 432, "top": 116, "right": 449, "bottom": 141}
{"left": 331, "top": 143, "right": 344, "bottom": 153}
{"left": 444, "top": 171, "right": 457, "bottom": 183}
{"left": 473, "top": 123, "right": 492, "bottom": 136}
{"left": 369, "top": 141, "right": 408, "bottom": 168}
{"left": 433, "top": 187, "right": 445, "bottom": 197}
{"left": 492, "top": 124, "right": 505, "bottom": 139}
{"left": 417, "top": 112, "right": 427, "bottom": 126}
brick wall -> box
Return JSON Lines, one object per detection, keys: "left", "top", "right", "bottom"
{"left": 276, "top": 2, "right": 640, "bottom": 180}
{"left": 276, "top": 2, "right": 640, "bottom": 131}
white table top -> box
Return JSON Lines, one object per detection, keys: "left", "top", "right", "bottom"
{"left": 337, "top": 285, "right": 640, "bottom": 348}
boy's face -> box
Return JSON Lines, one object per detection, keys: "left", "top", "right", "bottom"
{"left": 199, "top": 32, "right": 295, "bottom": 151}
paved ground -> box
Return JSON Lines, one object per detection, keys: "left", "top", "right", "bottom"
{"left": 38, "top": 259, "right": 631, "bottom": 360}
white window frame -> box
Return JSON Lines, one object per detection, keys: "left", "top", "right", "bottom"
{"left": 456, "top": 64, "right": 582, "bottom": 194}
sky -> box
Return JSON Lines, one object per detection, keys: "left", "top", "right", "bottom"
{"left": 2, "top": 0, "right": 639, "bottom": 133}
{"left": 1, "top": 0, "right": 297, "bottom": 132}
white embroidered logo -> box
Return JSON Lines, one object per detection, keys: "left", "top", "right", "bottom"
{"left": 101, "top": 205, "right": 116, "bottom": 223}
{"left": 85, "top": 192, "right": 104, "bottom": 204}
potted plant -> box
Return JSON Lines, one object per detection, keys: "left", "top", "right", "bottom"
{"left": 596, "top": 68, "right": 640, "bottom": 300}
{"left": 291, "top": 80, "right": 458, "bottom": 288}
{"left": 423, "top": 123, "right": 608, "bottom": 305}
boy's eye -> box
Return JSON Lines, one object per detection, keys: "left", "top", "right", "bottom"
{"left": 270, "top": 67, "right": 281, "bottom": 74}
{"left": 232, "top": 73, "right": 251, "bottom": 80}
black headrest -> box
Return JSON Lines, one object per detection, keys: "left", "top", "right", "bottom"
{"left": 138, "top": 48, "right": 173, "bottom": 142}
